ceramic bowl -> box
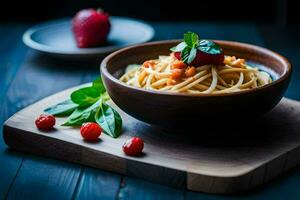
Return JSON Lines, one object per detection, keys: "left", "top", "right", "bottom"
{"left": 100, "top": 40, "right": 291, "bottom": 127}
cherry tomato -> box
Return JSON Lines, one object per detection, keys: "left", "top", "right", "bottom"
{"left": 80, "top": 122, "right": 102, "bottom": 142}
{"left": 123, "top": 137, "right": 144, "bottom": 156}
{"left": 35, "top": 114, "right": 56, "bottom": 130}
{"left": 171, "top": 69, "right": 184, "bottom": 80}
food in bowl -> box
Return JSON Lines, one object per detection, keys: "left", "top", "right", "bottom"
{"left": 120, "top": 32, "right": 273, "bottom": 94}
{"left": 100, "top": 35, "right": 291, "bottom": 126}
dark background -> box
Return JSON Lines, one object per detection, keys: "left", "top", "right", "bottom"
{"left": 0, "top": 0, "right": 296, "bottom": 25}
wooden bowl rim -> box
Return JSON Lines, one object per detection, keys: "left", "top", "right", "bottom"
{"left": 100, "top": 39, "right": 292, "bottom": 97}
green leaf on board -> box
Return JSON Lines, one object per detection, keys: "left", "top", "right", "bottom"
{"left": 71, "top": 87, "right": 100, "bottom": 107}
{"left": 92, "top": 77, "right": 106, "bottom": 93}
{"left": 95, "top": 97, "right": 122, "bottom": 138}
{"left": 44, "top": 99, "right": 78, "bottom": 117}
{"left": 62, "top": 100, "right": 100, "bottom": 126}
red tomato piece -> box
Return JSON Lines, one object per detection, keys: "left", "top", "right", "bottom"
{"left": 122, "top": 137, "right": 144, "bottom": 156}
{"left": 35, "top": 114, "right": 56, "bottom": 130}
{"left": 80, "top": 122, "right": 102, "bottom": 142}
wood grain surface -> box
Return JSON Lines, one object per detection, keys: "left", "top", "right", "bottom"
{"left": 3, "top": 83, "right": 300, "bottom": 194}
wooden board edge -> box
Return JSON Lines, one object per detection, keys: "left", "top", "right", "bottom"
{"left": 8, "top": 121, "right": 300, "bottom": 194}
{"left": 3, "top": 80, "right": 300, "bottom": 194}
{"left": 187, "top": 146, "right": 300, "bottom": 194}
{"left": 3, "top": 123, "right": 188, "bottom": 189}
{"left": 3, "top": 124, "right": 127, "bottom": 175}
{"left": 126, "top": 158, "right": 187, "bottom": 189}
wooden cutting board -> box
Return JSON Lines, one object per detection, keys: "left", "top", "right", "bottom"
{"left": 3, "top": 83, "right": 300, "bottom": 194}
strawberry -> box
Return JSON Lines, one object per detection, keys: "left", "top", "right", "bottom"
{"left": 174, "top": 51, "right": 224, "bottom": 66}
{"left": 171, "top": 32, "right": 224, "bottom": 66}
{"left": 72, "top": 9, "right": 110, "bottom": 48}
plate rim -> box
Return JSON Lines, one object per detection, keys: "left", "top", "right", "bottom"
{"left": 22, "top": 16, "right": 155, "bottom": 55}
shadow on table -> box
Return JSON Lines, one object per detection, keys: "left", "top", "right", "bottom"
{"left": 28, "top": 51, "right": 104, "bottom": 71}
{"left": 136, "top": 99, "right": 298, "bottom": 148}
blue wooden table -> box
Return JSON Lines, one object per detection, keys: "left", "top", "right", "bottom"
{"left": 1, "top": 22, "right": 300, "bottom": 200}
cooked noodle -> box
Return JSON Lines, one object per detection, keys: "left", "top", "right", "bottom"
{"left": 119, "top": 54, "right": 272, "bottom": 94}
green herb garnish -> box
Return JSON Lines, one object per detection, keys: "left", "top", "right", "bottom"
{"left": 170, "top": 31, "right": 223, "bottom": 64}
{"left": 62, "top": 100, "right": 100, "bottom": 126}
{"left": 44, "top": 77, "right": 122, "bottom": 138}
{"left": 95, "top": 96, "right": 122, "bottom": 138}
{"left": 44, "top": 99, "right": 78, "bottom": 117}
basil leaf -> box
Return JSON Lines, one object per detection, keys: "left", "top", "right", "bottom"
{"left": 198, "top": 40, "right": 222, "bottom": 55}
{"left": 187, "top": 47, "right": 197, "bottom": 64}
{"left": 170, "top": 42, "right": 187, "bottom": 52}
{"left": 184, "top": 32, "right": 199, "bottom": 48}
{"left": 199, "top": 40, "right": 212, "bottom": 46}
{"left": 95, "top": 98, "right": 122, "bottom": 138}
{"left": 71, "top": 87, "right": 100, "bottom": 107}
{"left": 62, "top": 100, "right": 100, "bottom": 126}
{"left": 92, "top": 77, "right": 106, "bottom": 93}
{"left": 44, "top": 99, "right": 78, "bottom": 117}
{"left": 181, "top": 46, "right": 191, "bottom": 64}
{"left": 45, "top": 75, "right": 123, "bottom": 139}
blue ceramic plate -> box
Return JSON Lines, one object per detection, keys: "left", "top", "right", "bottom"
{"left": 23, "top": 17, "right": 154, "bottom": 59}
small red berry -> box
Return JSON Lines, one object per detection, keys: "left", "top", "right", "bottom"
{"left": 80, "top": 122, "right": 102, "bottom": 142}
{"left": 122, "top": 137, "right": 144, "bottom": 156}
{"left": 35, "top": 114, "right": 56, "bottom": 130}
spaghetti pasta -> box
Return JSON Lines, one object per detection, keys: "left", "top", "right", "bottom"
{"left": 119, "top": 54, "right": 272, "bottom": 94}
